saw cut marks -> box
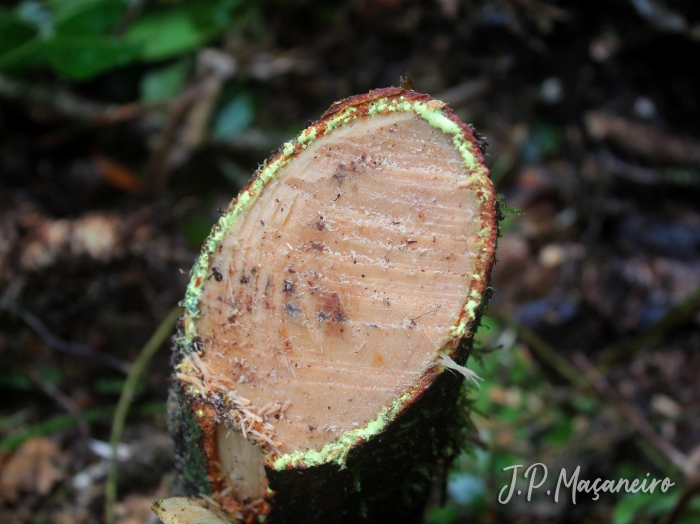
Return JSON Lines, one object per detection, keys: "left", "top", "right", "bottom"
{"left": 191, "top": 109, "right": 485, "bottom": 454}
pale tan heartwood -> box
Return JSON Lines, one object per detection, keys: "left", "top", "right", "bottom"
{"left": 194, "top": 111, "right": 483, "bottom": 460}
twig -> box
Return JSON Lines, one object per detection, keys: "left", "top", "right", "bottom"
{"left": 0, "top": 73, "right": 160, "bottom": 123}
{"left": 26, "top": 367, "right": 91, "bottom": 442}
{"left": 1, "top": 73, "right": 167, "bottom": 150}
{"left": 626, "top": 0, "right": 700, "bottom": 41}
{"left": 144, "top": 87, "right": 200, "bottom": 191}
{"left": 145, "top": 50, "right": 235, "bottom": 191}
{"left": 493, "top": 310, "right": 690, "bottom": 475}
{"left": 490, "top": 310, "right": 587, "bottom": 388}
{"left": 37, "top": 101, "right": 167, "bottom": 150}
{"left": 661, "top": 474, "right": 700, "bottom": 524}
{"left": 597, "top": 287, "right": 700, "bottom": 372}
{"left": 434, "top": 78, "right": 491, "bottom": 108}
{"left": 105, "top": 306, "right": 180, "bottom": 524}
{"left": 0, "top": 303, "right": 131, "bottom": 374}
{"left": 494, "top": 286, "right": 700, "bottom": 384}
{"left": 513, "top": 0, "right": 571, "bottom": 20}
{"left": 586, "top": 111, "right": 700, "bottom": 166}
{"left": 0, "top": 73, "right": 110, "bottom": 120}
{"left": 685, "top": 444, "right": 700, "bottom": 478}
{"left": 572, "top": 352, "right": 687, "bottom": 472}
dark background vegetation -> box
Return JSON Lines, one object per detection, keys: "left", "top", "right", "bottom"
{"left": 1, "top": 0, "right": 700, "bottom": 522}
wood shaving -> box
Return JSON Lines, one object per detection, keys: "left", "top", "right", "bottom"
{"left": 435, "top": 352, "right": 483, "bottom": 386}
{"left": 177, "top": 355, "right": 288, "bottom": 456}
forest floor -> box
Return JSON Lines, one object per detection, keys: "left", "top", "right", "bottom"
{"left": 1, "top": 1, "right": 700, "bottom": 523}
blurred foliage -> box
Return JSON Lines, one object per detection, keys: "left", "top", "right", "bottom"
{"left": 139, "top": 58, "right": 191, "bottom": 101}
{"left": 0, "top": 0, "right": 245, "bottom": 80}
{"left": 181, "top": 216, "right": 217, "bottom": 249}
{"left": 0, "top": 0, "right": 700, "bottom": 524}
{"left": 0, "top": 402, "right": 165, "bottom": 452}
{"left": 212, "top": 91, "right": 254, "bottom": 140}
{"left": 431, "top": 318, "right": 699, "bottom": 524}
{"left": 521, "top": 122, "right": 563, "bottom": 162}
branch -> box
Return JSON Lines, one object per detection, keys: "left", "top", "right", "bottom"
{"left": 660, "top": 474, "right": 700, "bottom": 524}
{"left": 489, "top": 309, "right": 587, "bottom": 387}
{"left": 0, "top": 302, "right": 131, "bottom": 374}
{"left": 26, "top": 367, "right": 91, "bottom": 442}
{"left": 572, "top": 352, "right": 687, "bottom": 473}
{"left": 597, "top": 287, "right": 700, "bottom": 372}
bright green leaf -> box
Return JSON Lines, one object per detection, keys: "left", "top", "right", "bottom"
{"left": 425, "top": 504, "right": 461, "bottom": 524}
{"left": 612, "top": 493, "right": 651, "bottom": 524}
{"left": 44, "top": 36, "right": 140, "bottom": 80}
{"left": 645, "top": 488, "right": 680, "bottom": 514}
{"left": 492, "top": 452, "right": 525, "bottom": 474}
{"left": 52, "top": 0, "right": 125, "bottom": 36}
{"left": 126, "top": 0, "right": 240, "bottom": 61}
{"left": 544, "top": 417, "right": 573, "bottom": 446}
{"left": 46, "top": 0, "right": 121, "bottom": 18}
{"left": 127, "top": 10, "right": 205, "bottom": 61}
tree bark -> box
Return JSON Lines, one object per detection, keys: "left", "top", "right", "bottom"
{"left": 156, "top": 87, "right": 498, "bottom": 524}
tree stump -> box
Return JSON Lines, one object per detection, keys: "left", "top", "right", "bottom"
{"left": 156, "top": 87, "right": 498, "bottom": 524}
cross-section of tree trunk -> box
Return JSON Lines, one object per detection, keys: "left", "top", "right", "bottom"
{"left": 159, "top": 87, "right": 498, "bottom": 524}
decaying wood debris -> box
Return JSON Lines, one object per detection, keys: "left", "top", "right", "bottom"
{"left": 159, "top": 87, "right": 498, "bottom": 523}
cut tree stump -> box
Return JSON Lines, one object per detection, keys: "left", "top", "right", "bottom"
{"left": 157, "top": 87, "right": 498, "bottom": 524}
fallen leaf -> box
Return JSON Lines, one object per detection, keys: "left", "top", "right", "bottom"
{"left": 93, "top": 154, "right": 145, "bottom": 194}
{"left": 0, "top": 437, "right": 64, "bottom": 503}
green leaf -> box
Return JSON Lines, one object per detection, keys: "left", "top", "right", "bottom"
{"left": 612, "top": 493, "right": 652, "bottom": 524}
{"left": 544, "top": 417, "right": 573, "bottom": 446}
{"left": 52, "top": 0, "right": 125, "bottom": 36}
{"left": 128, "top": 12, "right": 202, "bottom": 60}
{"left": 44, "top": 35, "right": 140, "bottom": 80}
{"left": 498, "top": 405, "right": 522, "bottom": 423}
{"left": 0, "top": 370, "right": 34, "bottom": 391}
{"left": 140, "top": 59, "right": 191, "bottom": 102}
{"left": 570, "top": 394, "right": 600, "bottom": 414}
{"left": 213, "top": 93, "right": 254, "bottom": 140}
{"left": 126, "top": 0, "right": 241, "bottom": 61}
{"left": 0, "top": 36, "right": 43, "bottom": 71}
{"left": 0, "top": 8, "right": 38, "bottom": 57}
{"left": 492, "top": 452, "right": 525, "bottom": 474}
{"left": 425, "top": 505, "right": 461, "bottom": 524}
{"left": 47, "top": 0, "right": 118, "bottom": 18}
